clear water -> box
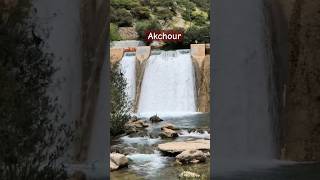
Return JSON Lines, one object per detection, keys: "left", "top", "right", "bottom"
{"left": 110, "top": 113, "right": 210, "bottom": 180}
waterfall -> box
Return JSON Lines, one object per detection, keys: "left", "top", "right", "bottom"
{"left": 119, "top": 52, "right": 137, "bottom": 104}
{"left": 137, "top": 50, "right": 197, "bottom": 117}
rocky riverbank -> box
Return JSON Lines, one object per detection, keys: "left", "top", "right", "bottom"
{"left": 110, "top": 114, "right": 210, "bottom": 179}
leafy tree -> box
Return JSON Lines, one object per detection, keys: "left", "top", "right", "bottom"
{"left": 110, "top": 23, "right": 121, "bottom": 41}
{"left": 183, "top": 25, "right": 210, "bottom": 46}
{"left": 0, "top": 1, "right": 72, "bottom": 179}
{"left": 131, "top": 6, "right": 151, "bottom": 20}
{"left": 135, "top": 20, "right": 161, "bottom": 41}
{"left": 111, "top": 8, "right": 133, "bottom": 27}
{"left": 110, "top": 0, "right": 140, "bottom": 9}
{"left": 110, "top": 63, "right": 131, "bottom": 137}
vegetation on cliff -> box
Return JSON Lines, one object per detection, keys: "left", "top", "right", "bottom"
{"left": 0, "top": 1, "right": 72, "bottom": 179}
{"left": 110, "top": 0, "right": 210, "bottom": 47}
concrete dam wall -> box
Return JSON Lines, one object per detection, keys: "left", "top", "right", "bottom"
{"left": 110, "top": 44, "right": 210, "bottom": 115}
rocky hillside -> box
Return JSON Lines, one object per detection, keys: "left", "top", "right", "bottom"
{"left": 110, "top": 0, "right": 210, "bottom": 46}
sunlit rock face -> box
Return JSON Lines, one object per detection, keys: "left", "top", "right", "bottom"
{"left": 280, "top": 0, "right": 320, "bottom": 161}
{"left": 198, "top": 55, "right": 210, "bottom": 112}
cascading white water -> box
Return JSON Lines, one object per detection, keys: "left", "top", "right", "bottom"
{"left": 137, "top": 50, "right": 197, "bottom": 117}
{"left": 119, "top": 52, "right": 137, "bottom": 104}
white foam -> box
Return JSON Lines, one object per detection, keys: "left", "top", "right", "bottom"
{"left": 179, "top": 130, "right": 211, "bottom": 139}
{"left": 120, "top": 136, "right": 161, "bottom": 145}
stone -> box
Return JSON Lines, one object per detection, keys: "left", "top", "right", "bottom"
{"left": 179, "top": 171, "right": 200, "bottom": 178}
{"left": 159, "top": 127, "right": 178, "bottom": 138}
{"left": 158, "top": 139, "right": 210, "bottom": 154}
{"left": 110, "top": 153, "right": 128, "bottom": 169}
{"left": 125, "top": 119, "right": 149, "bottom": 133}
{"left": 110, "top": 160, "right": 119, "bottom": 171}
{"left": 161, "top": 123, "right": 179, "bottom": 130}
{"left": 149, "top": 115, "right": 163, "bottom": 123}
{"left": 176, "top": 150, "right": 206, "bottom": 164}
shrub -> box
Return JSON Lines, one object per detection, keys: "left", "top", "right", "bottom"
{"left": 131, "top": 6, "right": 151, "bottom": 20}
{"left": 110, "top": 23, "right": 121, "bottom": 41}
{"left": 111, "top": 8, "right": 133, "bottom": 27}
{"left": 110, "top": 63, "right": 131, "bottom": 137}
{"left": 183, "top": 25, "right": 210, "bottom": 46}
{"left": 135, "top": 20, "right": 161, "bottom": 40}
{"left": 111, "top": 0, "right": 139, "bottom": 9}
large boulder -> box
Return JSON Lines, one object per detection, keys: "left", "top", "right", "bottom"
{"left": 149, "top": 115, "right": 163, "bottom": 123}
{"left": 176, "top": 150, "right": 207, "bottom": 164}
{"left": 159, "top": 127, "right": 178, "bottom": 138}
{"left": 161, "top": 123, "right": 179, "bottom": 130}
{"left": 110, "top": 160, "right": 119, "bottom": 171}
{"left": 110, "top": 153, "right": 128, "bottom": 171}
{"left": 179, "top": 171, "right": 200, "bottom": 178}
{"left": 125, "top": 119, "right": 149, "bottom": 134}
{"left": 158, "top": 139, "right": 210, "bottom": 154}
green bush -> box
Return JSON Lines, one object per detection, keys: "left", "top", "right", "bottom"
{"left": 193, "top": 13, "right": 208, "bottom": 26}
{"left": 135, "top": 20, "right": 162, "bottom": 40}
{"left": 111, "top": 0, "right": 140, "bottom": 9}
{"left": 155, "top": 8, "right": 175, "bottom": 22}
{"left": 111, "top": 8, "right": 133, "bottom": 27}
{"left": 131, "top": 6, "right": 151, "bottom": 20}
{"left": 183, "top": 25, "right": 210, "bottom": 46}
{"left": 110, "top": 23, "right": 121, "bottom": 41}
{"left": 110, "top": 63, "right": 131, "bottom": 137}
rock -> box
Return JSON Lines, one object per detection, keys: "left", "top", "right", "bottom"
{"left": 158, "top": 139, "right": 210, "bottom": 154}
{"left": 125, "top": 119, "right": 149, "bottom": 133}
{"left": 111, "top": 144, "right": 137, "bottom": 155}
{"left": 110, "top": 153, "right": 128, "bottom": 170}
{"left": 159, "top": 127, "right": 178, "bottom": 138}
{"left": 118, "top": 27, "right": 138, "bottom": 40}
{"left": 176, "top": 150, "right": 206, "bottom": 164}
{"left": 161, "top": 123, "right": 179, "bottom": 130}
{"left": 204, "top": 152, "right": 210, "bottom": 157}
{"left": 179, "top": 171, "right": 200, "bottom": 178}
{"left": 150, "top": 115, "right": 163, "bottom": 123}
{"left": 110, "top": 160, "right": 119, "bottom": 171}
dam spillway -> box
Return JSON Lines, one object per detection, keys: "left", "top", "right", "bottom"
{"left": 114, "top": 46, "right": 208, "bottom": 117}
{"left": 137, "top": 50, "right": 197, "bottom": 116}
{"left": 119, "top": 52, "right": 137, "bottom": 104}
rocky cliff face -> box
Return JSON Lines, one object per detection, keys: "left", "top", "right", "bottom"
{"left": 279, "top": 0, "right": 320, "bottom": 161}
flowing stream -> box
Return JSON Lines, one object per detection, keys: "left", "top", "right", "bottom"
{"left": 111, "top": 50, "right": 210, "bottom": 179}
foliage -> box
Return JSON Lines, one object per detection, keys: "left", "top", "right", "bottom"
{"left": 135, "top": 20, "right": 162, "bottom": 40}
{"left": 154, "top": 8, "right": 176, "bottom": 22}
{"left": 183, "top": 25, "right": 210, "bottom": 46}
{"left": 110, "top": 8, "right": 133, "bottom": 27}
{"left": 110, "top": 63, "right": 131, "bottom": 137}
{"left": 110, "top": 0, "right": 140, "bottom": 9}
{"left": 0, "top": 1, "right": 72, "bottom": 179}
{"left": 110, "top": 23, "right": 121, "bottom": 41}
{"left": 131, "top": 6, "right": 151, "bottom": 20}
{"left": 190, "top": 0, "right": 210, "bottom": 13}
